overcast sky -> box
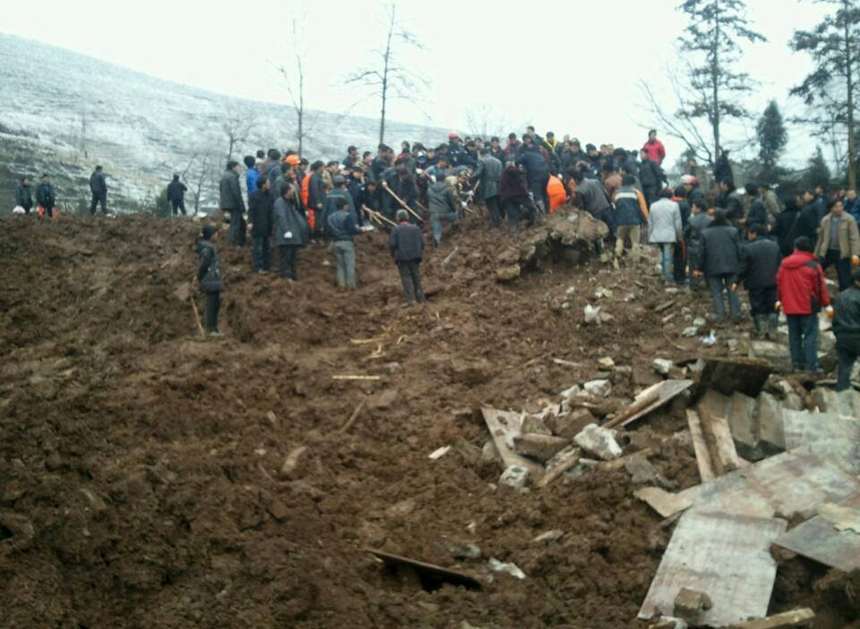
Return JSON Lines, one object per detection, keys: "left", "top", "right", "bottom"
{"left": 3, "top": 0, "right": 831, "bottom": 168}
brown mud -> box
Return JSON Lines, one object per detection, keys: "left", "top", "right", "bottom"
{"left": 0, "top": 212, "right": 849, "bottom": 628}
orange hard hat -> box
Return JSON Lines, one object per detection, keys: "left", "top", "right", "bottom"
{"left": 286, "top": 154, "right": 300, "bottom": 166}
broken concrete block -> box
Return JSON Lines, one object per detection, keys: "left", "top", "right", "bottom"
{"left": 447, "top": 543, "right": 481, "bottom": 560}
{"left": 625, "top": 455, "right": 658, "bottom": 484}
{"left": 574, "top": 423, "right": 623, "bottom": 460}
{"left": 499, "top": 465, "right": 529, "bottom": 489}
{"left": 812, "top": 388, "right": 856, "bottom": 417}
{"left": 653, "top": 358, "right": 674, "bottom": 376}
{"left": 598, "top": 356, "right": 616, "bottom": 370}
{"left": 729, "top": 392, "right": 760, "bottom": 450}
{"left": 548, "top": 408, "right": 595, "bottom": 439}
{"left": 682, "top": 326, "right": 699, "bottom": 338}
{"left": 482, "top": 440, "right": 501, "bottom": 462}
{"left": 559, "top": 384, "right": 582, "bottom": 401}
{"left": 487, "top": 558, "right": 526, "bottom": 579}
{"left": 584, "top": 379, "right": 612, "bottom": 398}
{"left": 521, "top": 415, "right": 552, "bottom": 435}
{"left": 693, "top": 317, "right": 706, "bottom": 327}
{"left": 584, "top": 304, "right": 601, "bottom": 324}
{"left": 756, "top": 392, "right": 786, "bottom": 450}
{"left": 513, "top": 433, "right": 570, "bottom": 462}
{"left": 673, "top": 587, "right": 713, "bottom": 622}
{"left": 769, "top": 379, "right": 795, "bottom": 398}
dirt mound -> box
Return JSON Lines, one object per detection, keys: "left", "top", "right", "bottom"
{"left": 0, "top": 211, "right": 799, "bottom": 628}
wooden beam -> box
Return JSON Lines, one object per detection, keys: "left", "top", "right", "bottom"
{"left": 729, "top": 608, "right": 815, "bottom": 629}
{"left": 686, "top": 410, "right": 717, "bottom": 483}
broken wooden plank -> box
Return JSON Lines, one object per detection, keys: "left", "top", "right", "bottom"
{"left": 332, "top": 375, "right": 381, "bottom": 381}
{"left": 340, "top": 399, "right": 366, "bottom": 433}
{"left": 481, "top": 408, "right": 544, "bottom": 476}
{"left": 638, "top": 510, "right": 787, "bottom": 627}
{"left": 603, "top": 390, "right": 661, "bottom": 429}
{"left": 676, "top": 449, "right": 860, "bottom": 520}
{"left": 698, "top": 357, "right": 773, "bottom": 397}
{"left": 611, "top": 379, "right": 693, "bottom": 429}
{"left": 655, "top": 300, "right": 676, "bottom": 313}
{"left": 686, "top": 410, "right": 717, "bottom": 483}
{"left": 782, "top": 409, "right": 860, "bottom": 474}
{"left": 635, "top": 487, "right": 693, "bottom": 519}
{"left": 774, "top": 492, "right": 860, "bottom": 572}
{"left": 729, "top": 608, "right": 815, "bottom": 629}
{"left": 366, "top": 548, "right": 481, "bottom": 590}
{"left": 699, "top": 407, "right": 750, "bottom": 473}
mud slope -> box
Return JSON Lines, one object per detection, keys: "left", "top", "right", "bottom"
{"left": 2, "top": 212, "right": 740, "bottom": 628}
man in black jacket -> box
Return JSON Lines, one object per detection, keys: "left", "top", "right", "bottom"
{"left": 36, "top": 174, "right": 56, "bottom": 217}
{"left": 219, "top": 160, "right": 247, "bottom": 246}
{"left": 695, "top": 210, "right": 743, "bottom": 321}
{"left": 795, "top": 190, "right": 822, "bottom": 242}
{"left": 15, "top": 177, "right": 32, "bottom": 213}
{"left": 89, "top": 165, "right": 108, "bottom": 215}
{"left": 388, "top": 209, "right": 425, "bottom": 303}
{"left": 833, "top": 269, "right": 860, "bottom": 391}
{"left": 738, "top": 223, "right": 781, "bottom": 337}
{"left": 167, "top": 174, "right": 187, "bottom": 216}
{"left": 515, "top": 144, "right": 550, "bottom": 213}
{"left": 773, "top": 197, "right": 802, "bottom": 257}
{"left": 248, "top": 175, "right": 273, "bottom": 273}
{"left": 638, "top": 148, "right": 664, "bottom": 207}
{"left": 195, "top": 224, "right": 225, "bottom": 336}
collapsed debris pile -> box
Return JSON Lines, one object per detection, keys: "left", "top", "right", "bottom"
{"left": 1, "top": 214, "right": 859, "bottom": 628}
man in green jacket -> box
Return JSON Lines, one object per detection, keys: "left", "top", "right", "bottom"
{"left": 815, "top": 198, "right": 860, "bottom": 290}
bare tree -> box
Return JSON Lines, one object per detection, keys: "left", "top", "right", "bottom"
{"left": 464, "top": 103, "right": 509, "bottom": 139}
{"left": 221, "top": 103, "right": 256, "bottom": 161}
{"left": 182, "top": 146, "right": 218, "bottom": 216}
{"left": 345, "top": 4, "right": 429, "bottom": 146}
{"left": 276, "top": 16, "right": 313, "bottom": 157}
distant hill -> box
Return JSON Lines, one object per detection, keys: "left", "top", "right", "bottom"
{"left": 0, "top": 34, "right": 446, "bottom": 215}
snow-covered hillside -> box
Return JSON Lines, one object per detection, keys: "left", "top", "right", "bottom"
{"left": 0, "top": 34, "right": 446, "bottom": 214}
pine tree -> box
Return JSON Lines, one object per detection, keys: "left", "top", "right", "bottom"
{"left": 802, "top": 147, "right": 833, "bottom": 190}
{"left": 756, "top": 100, "right": 788, "bottom": 186}
{"left": 790, "top": 0, "right": 860, "bottom": 188}
{"left": 676, "top": 0, "right": 767, "bottom": 161}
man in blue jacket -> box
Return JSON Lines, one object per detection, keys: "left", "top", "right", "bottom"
{"left": 327, "top": 197, "right": 365, "bottom": 289}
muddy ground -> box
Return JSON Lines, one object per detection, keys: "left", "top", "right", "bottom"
{"left": 1, "top": 212, "right": 856, "bottom": 628}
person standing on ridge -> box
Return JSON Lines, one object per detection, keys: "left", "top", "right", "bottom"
{"left": 89, "top": 165, "right": 108, "bottom": 215}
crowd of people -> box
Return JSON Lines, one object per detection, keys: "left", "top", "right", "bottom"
{"left": 12, "top": 122, "right": 860, "bottom": 388}
{"left": 194, "top": 126, "right": 860, "bottom": 387}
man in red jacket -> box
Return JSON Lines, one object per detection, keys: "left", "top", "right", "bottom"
{"left": 776, "top": 236, "right": 832, "bottom": 372}
{"left": 643, "top": 130, "right": 666, "bottom": 165}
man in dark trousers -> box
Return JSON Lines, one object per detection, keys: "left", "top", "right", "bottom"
{"left": 638, "top": 148, "right": 664, "bottom": 207}
{"left": 89, "top": 165, "right": 108, "bottom": 214}
{"left": 15, "top": 176, "right": 32, "bottom": 213}
{"left": 471, "top": 147, "right": 503, "bottom": 227}
{"left": 515, "top": 144, "right": 551, "bottom": 213}
{"left": 195, "top": 224, "right": 225, "bottom": 337}
{"left": 832, "top": 269, "right": 860, "bottom": 391}
{"left": 219, "top": 160, "right": 246, "bottom": 246}
{"left": 388, "top": 209, "right": 425, "bottom": 303}
{"left": 167, "top": 174, "right": 187, "bottom": 216}
{"left": 696, "top": 210, "right": 742, "bottom": 321}
{"left": 247, "top": 175, "right": 273, "bottom": 273}
{"left": 737, "top": 223, "right": 781, "bottom": 338}
{"left": 273, "top": 182, "right": 310, "bottom": 281}
{"left": 777, "top": 236, "right": 831, "bottom": 372}
{"left": 36, "top": 173, "right": 56, "bottom": 217}
{"left": 814, "top": 198, "right": 860, "bottom": 291}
